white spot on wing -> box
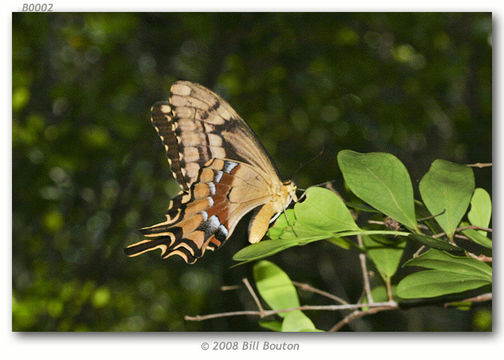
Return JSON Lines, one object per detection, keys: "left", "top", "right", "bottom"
{"left": 223, "top": 161, "right": 238, "bottom": 174}
{"left": 207, "top": 215, "right": 220, "bottom": 232}
{"left": 218, "top": 224, "right": 228, "bottom": 238}
{"left": 213, "top": 170, "right": 223, "bottom": 183}
{"left": 208, "top": 182, "right": 216, "bottom": 195}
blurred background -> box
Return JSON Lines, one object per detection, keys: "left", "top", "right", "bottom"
{"left": 12, "top": 13, "right": 492, "bottom": 331}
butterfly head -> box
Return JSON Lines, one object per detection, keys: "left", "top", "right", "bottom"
{"left": 282, "top": 180, "right": 298, "bottom": 204}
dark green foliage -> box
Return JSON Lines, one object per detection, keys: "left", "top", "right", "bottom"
{"left": 13, "top": 13, "right": 491, "bottom": 331}
{"left": 245, "top": 155, "right": 491, "bottom": 331}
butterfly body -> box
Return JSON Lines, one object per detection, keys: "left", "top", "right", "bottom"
{"left": 125, "top": 81, "right": 296, "bottom": 263}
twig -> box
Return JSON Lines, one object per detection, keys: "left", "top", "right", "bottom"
{"left": 292, "top": 281, "right": 348, "bottom": 305}
{"left": 357, "top": 234, "right": 373, "bottom": 304}
{"left": 220, "top": 285, "right": 241, "bottom": 291}
{"left": 329, "top": 305, "right": 398, "bottom": 332}
{"left": 457, "top": 225, "right": 492, "bottom": 233}
{"left": 184, "top": 301, "right": 397, "bottom": 322}
{"left": 222, "top": 281, "right": 349, "bottom": 305}
{"left": 185, "top": 292, "right": 493, "bottom": 326}
{"left": 417, "top": 210, "right": 446, "bottom": 222}
{"left": 413, "top": 245, "right": 426, "bottom": 258}
{"left": 444, "top": 293, "right": 492, "bottom": 307}
{"left": 454, "top": 234, "right": 471, "bottom": 241}
{"left": 466, "top": 252, "right": 493, "bottom": 262}
{"left": 242, "top": 278, "right": 265, "bottom": 318}
{"left": 330, "top": 292, "right": 493, "bottom": 331}
{"left": 367, "top": 220, "right": 385, "bottom": 225}
{"left": 432, "top": 225, "right": 492, "bottom": 239}
{"left": 385, "top": 279, "right": 393, "bottom": 302}
{"left": 466, "top": 163, "right": 492, "bottom": 168}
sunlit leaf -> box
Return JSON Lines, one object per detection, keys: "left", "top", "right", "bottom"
{"left": 398, "top": 249, "right": 492, "bottom": 298}
{"left": 253, "top": 261, "right": 300, "bottom": 318}
{"left": 281, "top": 310, "right": 317, "bottom": 332}
{"left": 338, "top": 150, "right": 418, "bottom": 231}
{"left": 327, "top": 236, "right": 353, "bottom": 249}
{"left": 462, "top": 226, "right": 492, "bottom": 249}
{"left": 419, "top": 160, "right": 475, "bottom": 240}
{"left": 468, "top": 188, "right": 492, "bottom": 236}
{"left": 258, "top": 320, "right": 282, "bottom": 332}
{"left": 403, "top": 249, "right": 492, "bottom": 281}
{"left": 397, "top": 270, "right": 490, "bottom": 299}
{"left": 295, "top": 187, "right": 359, "bottom": 232}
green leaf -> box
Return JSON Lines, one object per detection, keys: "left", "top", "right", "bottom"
{"left": 268, "top": 209, "right": 297, "bottom": 239}
{"left": 462, "top": 227, "right": 492, "bottom": 249}
{"left": 419, "top": 159, "right": 475, "bottom": 240}
{"left": 408, "top": 233, "right": 462, "bottom": 252}
{"left": 398, "top": 249, "right": 492, "bottom": 299}
{"left": 345, "top": 201, "right": 381, "bottom": 214}
{"left": 295, "top": 187, "right": 359, "bottom": 232}
{"left": 326, "top": 237, "right": 353, "bottom": 250}
{"left": 233, "top": 234, "right": 329, "bottom": 263}
{"left": 403, "top": 249, "right": 492, "bottom": 281}
{"left": 258, "top": 320, "right": 282, "bottom": 332}
{"left": 281, "top": 310, "right": 317, "bottom": 332}
{"left": 468, "top": 188, "right": 492, "bottom": 236}
{"left": 234, "top": 188, "right": 359, "bottom": 263}
{"left": 397, "top": 270, "right": 490, "bottom": 299}
{"left": 338, "top": 150, "right": 418, "bottom": 231}
{"left": 363, "top": 235, "right": 406, "bottom": 281}
{"left": 253, "top": 261, "right": 300, "bottom": 318}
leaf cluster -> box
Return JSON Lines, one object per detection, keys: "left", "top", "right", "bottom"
{"left": 234, "top": 151, "right": 492, "bottom": 331}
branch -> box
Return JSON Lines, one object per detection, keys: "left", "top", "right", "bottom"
{"left": 221, "top": 280, "right": 349, "bottom": 305}
{"left": 329, "top": 305, "right": 398, "bottom": 332}
{"left": 330, "top": 292, "right": 493, "bottom": 331}
{"left": 444, "top": 292, "right": 492, "bottom": 307}
{"left": 357, "top": 234, "right": 374, "bottom": 304}
{"left": 185, "top": 292, "right": 492, "bottom": 327}
{"left": 432, "top": 225, "right": 492, "bottom": 239}
{"left": 184, "top": 301, "right": 397, "bottom": 322}
{"left": 292, "top": 281, "right": 348, "bottom": 305}
{"left": 242, "top": 278, "right": 265, "bottom": 317}
{"left": 466, "top": 252, "right": 492, "bottom": 262}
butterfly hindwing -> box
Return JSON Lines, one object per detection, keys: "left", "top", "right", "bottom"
{"left": 125, "top": 159, "right": 272, "bottom": 263}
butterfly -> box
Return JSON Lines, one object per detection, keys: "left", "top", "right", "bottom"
{"left": 124, "top": 81, "right": 297, "bottom": 263}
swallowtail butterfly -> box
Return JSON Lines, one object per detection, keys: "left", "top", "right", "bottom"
{"left": 125, "top": 81, "right": 297, "bottom": 263}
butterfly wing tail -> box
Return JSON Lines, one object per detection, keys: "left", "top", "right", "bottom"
{"left": 124, "top": 236, "right": 171, "bottom": 258}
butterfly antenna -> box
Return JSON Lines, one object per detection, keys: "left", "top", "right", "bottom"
{"left": 291, "top": 147, "right": 325, "bottom": 180}
{"left": 295, "top": 180, "right": 335, "bottom": 202}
